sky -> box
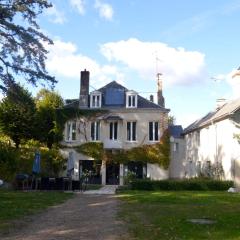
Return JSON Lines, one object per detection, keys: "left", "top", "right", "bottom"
{"left": 23, "top": 0, "right": 240, "bottom": 127}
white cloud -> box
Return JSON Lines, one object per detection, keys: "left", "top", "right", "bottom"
{"left": 45, "top": 39, "right": 124, "bottom": 88}
{"left": 226, "top": 69, "right": 240, "bottom": 98}
{"left": 45, "top": 4, "right": 67, "bottom": 24}
{"left": 175, "top": 112, "right": 202, "bottom": 128}
{"left": 94, "top": 0, "right": 114, "bottom": 21}
{"left": 100, "top": 38, "right": 207, "bottom": 87}
{"left": 70, "top": 0, "right": 85, "bottom": 15}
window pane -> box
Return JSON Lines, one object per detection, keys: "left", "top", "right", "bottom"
{"left": 154, "top": 122, "right": 158, "bottom": 141}
{"left": 96, "top": 121, "right": 100, "bottom": 140}
{"left": 114, "top": 122, "right": 118, "bottom": 140}
{"left": 96, "top": 95, "right": 100, "bottom": 107}
{"left": 149, "top": 122, "right": 153, "bottom": 141}
{"left": 132, "top": 96, "right": 135, "bottom": 107}
{"left": 72, "top": 122, "right": 76, "bottom": 140}
{"left": 110, "top": 122, "right": 113, "bottom": 139}
{"left": 92, "top": 95, "right": 96, "bottom": 107}
{"left": 91, "top": 122, "right": 95, "bottom": 140}
{"left": 128, "top": 95, "right": 131, "bottom": 107}
{"left": 127, "top": 122, "right": 131, "bottom": 141}
{"left": 132, "top": 122, "right": 136, "bottom": 141}
{"left": 67, "top": 123, "right": 71, "bottom": 140}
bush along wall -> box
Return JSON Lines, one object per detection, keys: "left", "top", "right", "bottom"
{"left": 130, "top": 178, "right": 234, "bottom": 191}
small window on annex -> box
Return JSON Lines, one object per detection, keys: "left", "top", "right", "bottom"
{"left": 66, "top": 121, "right": 77, "bottom": 141}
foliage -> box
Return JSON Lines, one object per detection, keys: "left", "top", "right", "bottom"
{"left": 76, "top": 142, "right": 104, "bottom": 160}
{"left": 129, "top": 178, "right": 233, "bottom": 191}
{"left": 119, "top": 191, "right": 240, "bottom": 240}
{"left": 75, "top": 130, "right": 170, "bottom": 168}
{"left": 0, "top": 83, "right": 36, "bottom": 148}
{"left": 35, "top": 89, "right": 64, "bottom": 148}
{"left": 123, "top": 171, "right": 137, "bottom": 185}
{"left": 198, "top": 161, "right": 225, "bottom": 180}
{"left": 0, "top": 190, "right": 73, "bottom": 232}
{"left": 56, "top": 108, "right": 107, "bottom": 141}
{"left": 168, "top": 115, "right": 176, "bottom": 125}
{"left": 39, "top": 148, "right": 66, "bottom": 177}
{"left": 0, "top": 142, "right": 19, "bottom": 181}
{"left": 0, "top": 0, "right": 56, "bottom": 91}
{"left": 0, "top": 140, "right": 66, "bottom": 181}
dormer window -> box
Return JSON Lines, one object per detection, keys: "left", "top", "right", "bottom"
{"left": 126, "top": 91, "right": 138, "bottom": 108}
{"left": 90, "top": 91, "right": 102, "bottom": 108}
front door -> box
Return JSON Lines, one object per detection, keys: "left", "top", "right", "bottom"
{"left": 106, "top": 163, "right": 119, "bottom": 185}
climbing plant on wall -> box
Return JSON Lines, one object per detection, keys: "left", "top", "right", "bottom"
{"left": 74, "top": 130, "right": 170, "bottom": 169}
{"left": 55, "top": 108, "right": 107, "bottom": 141}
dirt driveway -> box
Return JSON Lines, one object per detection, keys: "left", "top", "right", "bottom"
{"left": 0, "top": 193, "right": 129, "bottom": 240}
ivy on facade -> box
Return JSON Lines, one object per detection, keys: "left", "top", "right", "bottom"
{"left": 55, "top": 108, "right": 108, "bottom": 141}
{"left": 75, "top": 130, "right": 170, "bottom": 169}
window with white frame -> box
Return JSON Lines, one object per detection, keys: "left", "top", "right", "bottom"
{"left": 149, "top": 121, "right": 159, "bottom": 141}
{"left": 66, "top": 121, "right": 77, "bottom": 141}
{"left": 173, "top": 142, "right": 179, "bottom": 152}
{"left": 109, "top": 122, "right": 118, "bottom": 140}
{"left": 91, "top": 121, "right": 100, "bottom": 141}
{"left": 90, "top": 92, "right": 101, "bottom": 108}
{"left": 127, "top": 121, "right": 136, "bottom": 141}
{"left": 126, "top": 91, "right": 137, "bottom": 108}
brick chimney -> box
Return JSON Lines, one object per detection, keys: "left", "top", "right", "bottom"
{"left": 150, "top": 95, "right": 154, "bottom": 102}
{"left": 79, "top": 69, "right": 89, "bottom": 108}
{"left": 157, "top": 73, "right": 165, "bottom": 107}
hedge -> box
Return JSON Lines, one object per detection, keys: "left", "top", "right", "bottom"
{"left": 130, "top": 178, "right": 234, "bottom": 191}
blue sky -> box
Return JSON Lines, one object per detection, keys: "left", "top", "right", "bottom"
{"left": 30, "top": 0, "right": 240, "bottom": 127}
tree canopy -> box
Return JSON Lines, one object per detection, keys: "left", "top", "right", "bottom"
{"left": 0, "top": 0, "right": 56, "bottom": 91}
{"left": 0, "top": 83, "right": 36, "bottom": 148}
{"left": 35, "top": 89, "right": 64, "bottom": 148}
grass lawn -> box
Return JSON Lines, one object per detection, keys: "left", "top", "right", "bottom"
{"left": 118, "top": 191, "right": 240, "bottom": 240}
{"left": 0, "top": 190, "right": 73, "bottom": 232}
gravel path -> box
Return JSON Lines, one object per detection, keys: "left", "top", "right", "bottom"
{"left": 0, "top": 193, "right": 129, "bottom": 240}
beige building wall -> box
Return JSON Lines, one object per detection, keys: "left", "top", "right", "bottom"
{"left": 169, "top": 138, "right": 186, "bottom": 179}
{"left": 61, "top": 108, "right": 169, "bottom": 183}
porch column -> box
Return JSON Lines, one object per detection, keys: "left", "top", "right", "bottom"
{"left": 120, "top": 164, "right": 124, "bottom": 186}
{"left": 101, "top": 161, "right": 106, "bottom": 185}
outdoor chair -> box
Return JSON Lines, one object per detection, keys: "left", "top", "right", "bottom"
{"left": 15, "top": 174, "right": 29, "bottom": 190}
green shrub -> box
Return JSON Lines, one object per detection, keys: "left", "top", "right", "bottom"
{"left": 0, "top": 142, "right": 19, "bottom": 181}
{"left": 130, "top": 178, "right": 234, "bottom": 191}
{"left": 0, "top": 141, "right": 66, "bottom": 182}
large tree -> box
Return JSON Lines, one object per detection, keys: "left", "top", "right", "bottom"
{"left": 35, "top": 89, "right": 64, "bottom": 148}
{"left": 0, "top": 0, "right": 56, "bottom": 91}
{"left": 0, "top": 83, "right": 37, "bottom": 148}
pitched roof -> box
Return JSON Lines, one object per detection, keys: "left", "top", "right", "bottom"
{"left": 64, "top": 80, "right": 169, "bottom": 111}
{"left": 184, "top": 98, "right": 240, "bottom": 134}
{"left": 169, "top": 125, "right": 184, "bottom": 138}
{"left": 64, "top": 99, "right": 79, "bottom": 108}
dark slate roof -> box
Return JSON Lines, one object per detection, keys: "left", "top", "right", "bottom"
{"left": 64, "top": 80, "right": 169, "bottom": 111}
{"left": 97, "top": 81, "right": 168, "bottom": 111}
{"left": 169, "top": 125, "right": 184, "bottom": 138}
{"left": 98, "top": 81, "right": 127, "bottom": 92}
{"left": 184, "top": 98, "right": 240, "bottom": 134}
{"left": 64, "top": 99, "right": 79, "bottom": 108}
